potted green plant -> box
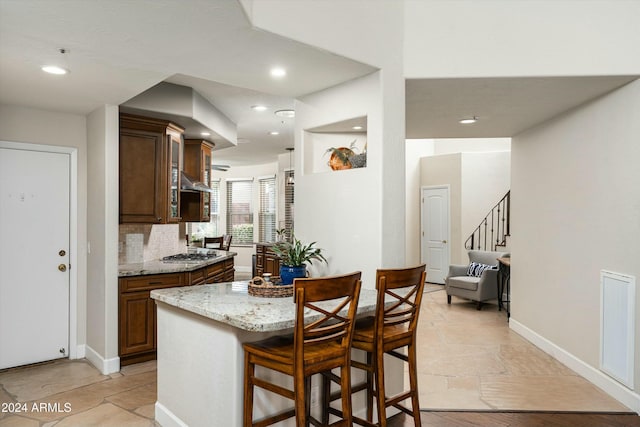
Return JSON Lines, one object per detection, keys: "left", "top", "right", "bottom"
{"left": 271, "top": 235, "right": 327, "bottom": 284}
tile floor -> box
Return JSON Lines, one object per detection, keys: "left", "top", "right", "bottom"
{"left": 416, "top": 287, "right": 630, "bottom": 412}
{"left": 0, "top": 287, "right": 633, "bottom": 426}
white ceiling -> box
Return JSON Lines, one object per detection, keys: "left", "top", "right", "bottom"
{"left": 1, "top": 1, "right": 637, "bottom": 166}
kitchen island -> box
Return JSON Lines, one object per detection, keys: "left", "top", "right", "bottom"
{"left": 150, "top": 281, "right": 404, "bottom": 427}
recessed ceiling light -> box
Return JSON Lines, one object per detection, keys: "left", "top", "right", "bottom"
{"left": 41, "top": 65, "right": 68, "bottom": 75}
{"left": 42, "top": 48, "right": 70, "bottom": 75}
{"left": 269, "top": 131, "right": 280, "bottom": 136}
{"left": 251, "top": 105, "right": 268, "bottom": 112}
{"left": 200, "top": 132, "right": 211, "bottom": 136}
{"left": 352, "top": 126, "right": 363, "bottom": 130}
{"left": 270, "top": 67, "right": 287, "bottom": 78}
{"left": 459, "top": 116, "right": 478, "bottom": 124}
{"left": 275, "top": 109, "right": 295, "bottom": 118}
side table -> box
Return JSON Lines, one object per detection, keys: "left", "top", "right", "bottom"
{"left": 497, "top": 257, "right": 511, "bottom": 318}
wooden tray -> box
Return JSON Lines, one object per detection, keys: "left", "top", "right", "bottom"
{"left": 248, "top": 276, "right": 293, "bottom": 298}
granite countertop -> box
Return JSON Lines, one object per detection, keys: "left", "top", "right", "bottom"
{"left": 118, "top": 251, "right": 237, "bottom": 277}
{"left": 151, "top": 281, "right": 379, "bottom": 332}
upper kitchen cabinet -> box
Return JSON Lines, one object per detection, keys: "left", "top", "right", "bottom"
{"left": 119, "top": 113, "right": 184, "bottom": 224}
{"left": 180, "top": 139, "right": 214, "bottom": 222}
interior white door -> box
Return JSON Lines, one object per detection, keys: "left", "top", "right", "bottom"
{"left": 421, "top": 186, "right": 450, "bottom": 284}
{"left": 0, "top": 147, "right": 70, "bottom": 369}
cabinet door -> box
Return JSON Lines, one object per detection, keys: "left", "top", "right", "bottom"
{"left": 120, "top": 114, "right": 185, "bottom": 224}
{"left": 119, "top": 130, "right": 164, "bottom": 223}
{"left": 167, "top": 134, "right": 182, "bottom": 223}
{"left": 119, "top": 292, "right": 154, "bottom": 356}
{"left": 265, "top": 254, "right": 280, "bottom": 276}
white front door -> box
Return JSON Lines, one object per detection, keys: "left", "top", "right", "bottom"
{"left": 0, "top": 147, "right": 70, "bottom": 369}
{"left": 421, "top": 186, "right": 450, "bottom": 284}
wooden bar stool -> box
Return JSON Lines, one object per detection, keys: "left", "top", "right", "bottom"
{"left": 203, "top": 236, "right": 223, "bottom": 248}
{"left": 322, "top": 265, "right": 426, "bottom": 426}
{"left": 243, "top": 272, "right": 362, "bottom": 427}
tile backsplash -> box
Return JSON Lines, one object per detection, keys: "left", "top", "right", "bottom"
{"left": 119, "top": 223, "right": 187, "bottom": 264}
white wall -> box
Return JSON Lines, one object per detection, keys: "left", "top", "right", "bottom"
{"left": 242, "top": 0, "right": 407, "bottom": 289}
{"left": 420, "top": 150, "right": 510, "bottom": 264}
{"left": 295, "top": 73, "right": 385, "bottom": 287}
{"left": 86, "top": 105, "right": 120, "bottom": 373}
{"left": 461, "top": 152, "right": 511, "bottom": 259}
{"left": 434, "top": 138, "right": 511, "bottom": 155}
{"left": 405, "top": 139, "right": 435, "bottom": 265}
{"left": 0, "top": 104, "right": 88, "bottom": 355}
{"left": 511, "top": 80, "right": 640, "bottom": 406}
{"left": 404, "top": 0, "right": 640, "bottom": 78}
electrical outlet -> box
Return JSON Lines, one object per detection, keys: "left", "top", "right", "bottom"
{"left": 310, "top": 386, "right": 320, "bottom": 407}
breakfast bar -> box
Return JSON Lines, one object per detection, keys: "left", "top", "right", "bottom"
{"left": 150, "top": 281, "right": 404, "bottom": 427}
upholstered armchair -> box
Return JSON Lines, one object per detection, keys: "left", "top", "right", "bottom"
{"left": 445, "top": 250, "right": 510, "bottom": 310}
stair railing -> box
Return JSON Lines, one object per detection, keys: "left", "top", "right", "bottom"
{"left": 465, "top": 191, "right": 510, "bottom": 252}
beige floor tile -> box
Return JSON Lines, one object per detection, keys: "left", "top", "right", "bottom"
{"left": 53, "top": 403, "right": 154, "bottom": 427}
{"left": 499, "top": 343, "right": 576, "bottom": 376}
{"left": 0, "top": 361, "right": 107, "bottom": 402}
{"left": 447, "top": 376, "right": 480, "bottom": 391}
{"left": 106, "top": 383, "right": 156, "bottom": 410}
{"left": 0, "top": 415, "right": 39, "bottom": 427}
{"left": 480, "top": 375, "right": 630, "bottom": 411}
{"left": 119, "top": 361, "right": 156, "bottom": 377}
{"left": 134, "top": 404, "right": 155, "bottom": 419}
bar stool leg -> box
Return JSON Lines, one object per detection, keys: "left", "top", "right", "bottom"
{"left": 374, "top": 348, "right": 387, "bottom": 427}
{"left": 243, "top": 356, "right": 254, "bottom": 427}
{"left": 365, "top": 352, "right": 374, "bottom": 422}
{"left": 408, "top": 343, "right": 421, "bottom": 426}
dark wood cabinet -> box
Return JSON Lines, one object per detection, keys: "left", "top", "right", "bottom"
{"left": 118, "top": 259, "right": 235, "bottom": 365}
{"left": 180, "top": 139, "right": 214, "bottom": 222}
{"left": 119, "top": 113, "right": 184, "bottom": 224}
{"left": 255, "top": 243, "right": 281, "bottom": 277}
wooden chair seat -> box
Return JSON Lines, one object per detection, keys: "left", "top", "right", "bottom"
{"left": 322, "top": 265, "right": 426, "bottom": 427}
{"left": 243, "top": 272, "right": 362, "bottom": 427}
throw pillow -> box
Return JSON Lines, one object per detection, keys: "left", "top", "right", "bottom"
{"left": 466, "top": 262, "right": 497, "bottom": 277}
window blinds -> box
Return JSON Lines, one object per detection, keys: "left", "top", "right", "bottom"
{"left": 259, "top": 176, "right": 276, "bottom": 243}
{"left": 284, "top": 170, "right": 294, "bottom": 241}
{"left": 226, "top": 179, "right": 253, "bottom": 244}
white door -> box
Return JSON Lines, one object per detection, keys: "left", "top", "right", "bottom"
{"left": 421, "top": 186, "right": 450, "bottom": 284}
{"left": 0, "top": 147, "right": 70, "bottom": 369}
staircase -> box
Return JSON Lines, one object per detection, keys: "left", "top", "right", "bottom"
{"left": 465, "top": 191, "right": 510, "bottom": 252}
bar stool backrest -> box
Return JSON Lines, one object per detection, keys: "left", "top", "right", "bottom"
{"left": 374, "top": 265, "right": 427, "bottom": 340}
{"left": 293, "top": 272, "right": 362, "bottom": 365}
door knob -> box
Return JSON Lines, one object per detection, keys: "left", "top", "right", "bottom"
{"left": 58, "top": 264, "right": 67, "bottom": 272}
{"left": 59, "top": 250, "right": 66, "bottom": 257}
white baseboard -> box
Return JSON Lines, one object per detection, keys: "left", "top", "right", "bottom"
{"left": 84, "top": 345, "right": 120, "bottom": 375}
{"left": 155, "top": 401, "right": 189, "bottom": 427}
{"left": 73, "top": 344, "right": 86, "bottom": 359}
{"left": 510, "top": 318, "right": 640, "bottom": 413}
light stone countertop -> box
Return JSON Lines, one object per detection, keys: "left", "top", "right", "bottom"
{"left": 118, "top": 251, "right": 237, "bottom": 277}
{"left": 151, "top": 281, "right": 379, "bottom": 332}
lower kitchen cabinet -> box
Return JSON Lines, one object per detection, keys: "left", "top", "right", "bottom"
{"left": 118, "top": 258, "right": 235, "bottom": 365}
{"left": 255, "top": 243, "right": 281, "bottom": 277}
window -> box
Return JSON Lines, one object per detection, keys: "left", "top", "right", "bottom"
{"left": 284, "top": 170, "right": 294, "bottom": 241}
{"left": 209, "top": 179, "right": 220, "bottom": 236}
{"left": 259, "top": 176, "right": 276, "bottom": 243}
{"left": 226, "top": 179, "right": 253, "bottom": 244}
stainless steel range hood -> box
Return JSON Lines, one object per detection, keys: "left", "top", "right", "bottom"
{"left": 181, "top": 171, "right": 213, "bottom": 193}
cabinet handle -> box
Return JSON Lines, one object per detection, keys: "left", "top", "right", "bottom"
{"left": 157, "top": 217, "right": 162, "bottom": 222}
